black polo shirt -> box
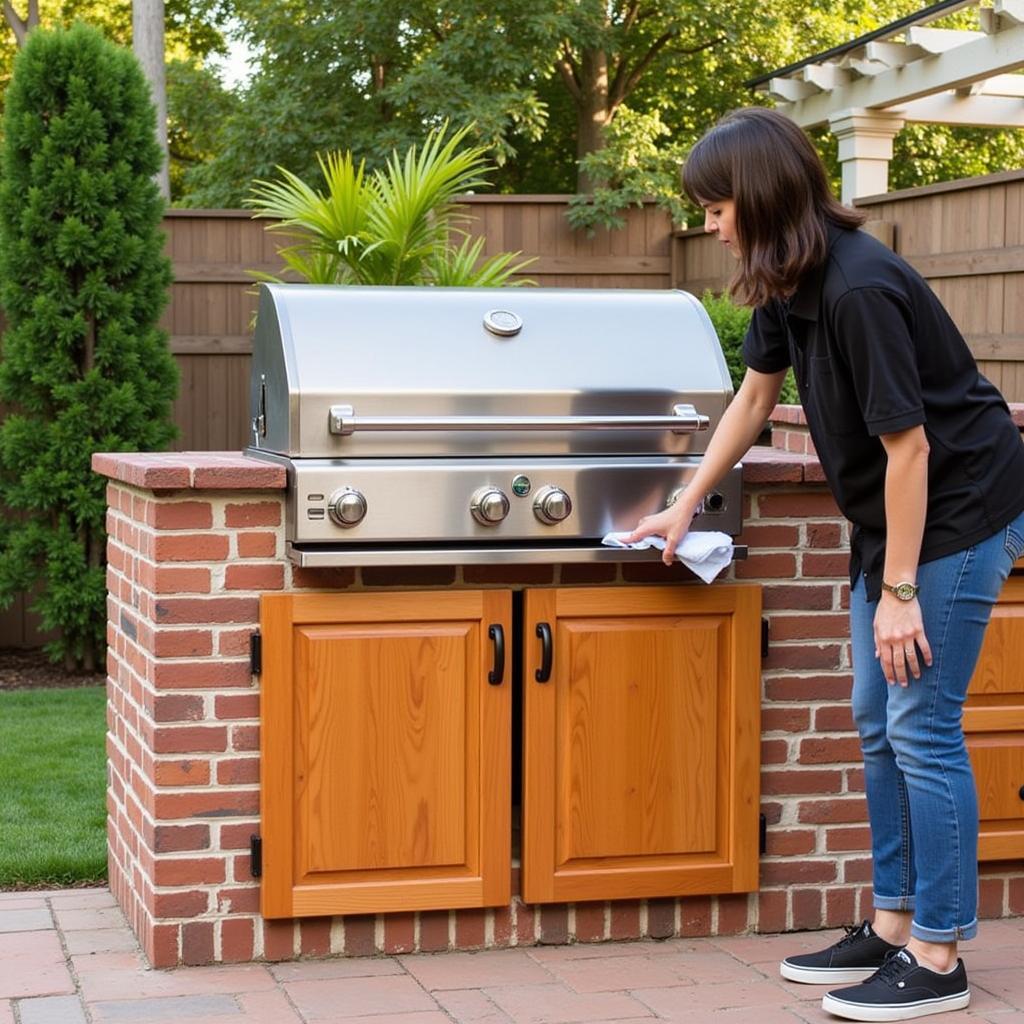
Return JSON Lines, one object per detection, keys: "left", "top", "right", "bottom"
{"left": 743, "top": 224, "right": 1024, "bottom": 601}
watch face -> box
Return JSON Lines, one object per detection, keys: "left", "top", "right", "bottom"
{"left": 895, "top": 582, "right": 917, "bottom": 601}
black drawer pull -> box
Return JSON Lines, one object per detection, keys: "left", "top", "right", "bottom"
{"left": 1019, "top": 784, "right": 1024, "bottom": 802}
{"left": 536, "top": 622, "right": 552, "bottom": 682}
{"left": 488, "top": 624, "right": 504, "bottom": 685}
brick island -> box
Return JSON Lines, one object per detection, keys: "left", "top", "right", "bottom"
{"left": 93, "top": 407, "right": 1024, "bottom": 968}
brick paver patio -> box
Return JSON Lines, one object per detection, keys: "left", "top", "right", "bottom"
{"left": 1, "top": 889, "right": 1022, "bottom": 1023}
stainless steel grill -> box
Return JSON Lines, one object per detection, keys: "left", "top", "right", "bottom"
{"left": 246, "top": 284, "right": 744, "bottom": 566}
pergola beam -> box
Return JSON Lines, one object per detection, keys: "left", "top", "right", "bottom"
{"left": 894, "top": 91, "right": 1024, "bottom": 126}
{"left": 996, "top": 0, "right": 1024, "bottom": 24}
{"left": 785, "top": 18, "right": 1024, "bottom": 126}
{"left": 906, "top": 26, "right": 985, "bottom": 52}
{"left": 865, "top": 40, "right": 929, "bottom": 67}
{"left": 974, "top": 73, "right": 1024, "bottom": 96}
{"left": 751, "top": 0, "right": 1024, "bottom": 202}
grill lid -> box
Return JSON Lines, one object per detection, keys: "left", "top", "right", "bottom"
{"left": 249, "top": 284, "right": 733, "bottom": 458}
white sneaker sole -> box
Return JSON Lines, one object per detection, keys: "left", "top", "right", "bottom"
{"left": 780, "top": 962, "right": 880, "bottom": 984}
{"left": 821, "top": 989, "right": 970, "bottom": 1021}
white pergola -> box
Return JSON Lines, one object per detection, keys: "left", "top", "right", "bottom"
{"left": 750, "top": 0, "right": 1024, "bottom": 203}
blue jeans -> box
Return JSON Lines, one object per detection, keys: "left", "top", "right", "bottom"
{"left": 850, "top": 509, "right": 1024, "bottom": 943}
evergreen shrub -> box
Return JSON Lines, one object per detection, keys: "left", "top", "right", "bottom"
{"left": 700, "top": 290, "right": 799, "bottom": 406}
{"left": 0, "top": 22, "right": 177, "bottom": 670}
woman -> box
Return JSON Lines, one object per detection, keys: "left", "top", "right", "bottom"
{"left": 623, "top": 107, "right": 1024, "bottom": 1022}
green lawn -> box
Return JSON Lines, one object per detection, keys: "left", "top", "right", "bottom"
{"left": 0, "top": 686, "right": 107, "bottom": 888}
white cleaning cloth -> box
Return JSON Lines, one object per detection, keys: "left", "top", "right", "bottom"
{"left": 601, "top": 530, "right": 734, "bottom": 584}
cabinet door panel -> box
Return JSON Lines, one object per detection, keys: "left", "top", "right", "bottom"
{"left": 969, "top": 740, "right": 1024, "bottom": 822}
{"left": 558, "top": 616, "right": 720, "bottom": 862}
{"left": 966, "top": 575, "right": 1024, "bottom": 861}
{"left": 296, "top": 624, "right": 470, "bottom": 874}
{"left": 523, "top": 584, "right": 761, "bottom": 904}
{"left": 261, "top": 590, "right": 511, "bottom": 918}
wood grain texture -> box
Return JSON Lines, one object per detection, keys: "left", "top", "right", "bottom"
{"left": 966, "top": 575, "right": 1024, "bottom": 861}
{"left": 259, "top": 589, "right": 511, "bottom": 918}
{"left": 522, "top": 583, "right": 761, "bottom": 904}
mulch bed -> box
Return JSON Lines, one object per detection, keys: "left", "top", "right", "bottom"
{"left": 0, "top": 649, "right": 105, "bottom": 691}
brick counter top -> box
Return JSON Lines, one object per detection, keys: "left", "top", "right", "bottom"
{"left": 92, "top": 451, "right": 286, "bottom": 491}
{"left": 93, "top": 447, "right": 823, "bottom": 490}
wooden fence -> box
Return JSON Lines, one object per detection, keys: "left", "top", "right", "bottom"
{"left": 671, "top": 168, "right": 1024, "bottom": 402}
{"left": 164, "top": 198, "right": 673, "bottom": 452}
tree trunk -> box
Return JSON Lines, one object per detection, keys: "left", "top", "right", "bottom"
{"left": 575, "top": 47, "right": 612, "bottom": 193}
{"left": 3, "top": 0, "right": 39, "bottom": 47}
{"left": 133, "top": 0, "right": 170, "bottom": 200}
{"left": 371, "top": 57, "right": 392, "bottom": 121}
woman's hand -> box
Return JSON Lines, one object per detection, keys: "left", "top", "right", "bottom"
{"left": 873, "top": 595, "right": 933, "bottom": 686}
{"left": 620, "top": 503, "right": 696, "bottom": 566}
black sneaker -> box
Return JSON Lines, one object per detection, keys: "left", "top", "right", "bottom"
{"left": 780, "top": 921, "right": 904, "bottom": 984}
{"left": 822, "top": 948, "right": 970, "bottom": 1021}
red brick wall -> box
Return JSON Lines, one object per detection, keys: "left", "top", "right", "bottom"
{"left": 97, "top": 443, "right": 1024, "bottom": 967}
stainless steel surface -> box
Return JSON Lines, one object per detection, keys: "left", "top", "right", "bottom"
{"left": 533, "top": 485, "right": 572, "bottom": 525}
{"left": 250, "top": 284, "right": 732, "bottom": 458}
{"left": 470, "top": 486, "right": 510, "bottom": 526}
{"left": 250, "top": 451, "right": 743, "bottom": 545}
{"left": 327, "top": 404, "right": 709, "bottom": 436}
{"left": 328, "top": 487, "right": 367, "bottom": 528}
{"left": 248, "top": 283, "right": 744, "bottom": 566}
{"left": 288, "top": 541, "right": 748, "bottom": 568}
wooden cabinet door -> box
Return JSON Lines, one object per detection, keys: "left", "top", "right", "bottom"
{"left": 260, "top": 590, "right": 511, "bottom": 918}
{"left": 966, "top": 574, "right": 1024, "bottom": 861}
{"left": 522, "top": 584, "right": 762, "bottom": 904}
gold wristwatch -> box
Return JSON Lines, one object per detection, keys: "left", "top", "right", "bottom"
{"left": 881, "top": 580, "right": 919, "bottom": 601}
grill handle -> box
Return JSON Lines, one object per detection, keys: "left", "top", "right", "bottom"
{"left": 328, "top": 403, "right": 709, "bottom": 436}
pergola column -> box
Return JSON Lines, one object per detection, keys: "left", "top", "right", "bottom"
{"left": 828, "top": 109, "right": 905, "bottom": 205}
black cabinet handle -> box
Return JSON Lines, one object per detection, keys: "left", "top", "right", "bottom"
{"left": 1019, "top": 784, "right": 1024, "bottom": 802}
{"left": 488, "top": 624, "right": 504, "bottom": 685}
{"left": 535, "top": 622, "right": 552, "bottom": 682}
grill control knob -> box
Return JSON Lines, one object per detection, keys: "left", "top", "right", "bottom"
{"left": 328, "top": 487, "right": 367, "bottom": 528}
{"left": 471, "top": 487, "right": 510, "bottom": 526}
{"left": 534, "top": 485, "right": 572, "bottom": 525}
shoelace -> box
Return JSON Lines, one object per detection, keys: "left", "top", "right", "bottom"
{"left": 835, "top": 923, "right": 869, "bottom": 948}
{"left": 871, "top": 951, "right": 915, "bottom": 986}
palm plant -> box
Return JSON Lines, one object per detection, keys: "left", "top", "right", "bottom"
{"left": 246, "top": 123, "right": 533, "bottom": 286}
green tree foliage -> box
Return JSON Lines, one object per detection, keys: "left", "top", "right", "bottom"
{"left": 701, "top": 292, "right": 798, "bottom": 405}
{"left": 247, "top": 124, "right": 533, "bottom": 286}
{"left": 182, "top": 0, "right": 557, "bottom": 207}
{"left": 1, "top": 2, "right": 231, "bottom": 201}
{"left": 0, "top": 22, "right": 178, "bottom": 670}
{"left": 180, "top": 1, "right": 1024, "bottom": 224}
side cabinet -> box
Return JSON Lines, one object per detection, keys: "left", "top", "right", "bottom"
{"left": 260, "top": 590, "right": 512, "bottom": 918}
{"left": 522, "top": 584, "right": 762, "bottom": 904}
{"left": 966, "top": 574, "right": 1024, "bottom": 861}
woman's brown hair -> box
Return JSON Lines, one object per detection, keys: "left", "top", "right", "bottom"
{"left": 682, "top": 107, "right": 864, "bottom": 308}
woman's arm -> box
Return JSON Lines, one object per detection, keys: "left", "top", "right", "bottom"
{"left": 621, "top": 366, "right": 787, "bottom": 564}
{"left": 875, "top": 424, "right": 933, "bottom": 685}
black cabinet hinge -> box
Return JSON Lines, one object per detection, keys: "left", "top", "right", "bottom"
{"left": 761, "top": 617, "right": 770, "bottom": 660}
{"left": 250, "top": 834, "right": 263, "bottom": 878}
{"left": 759, "top": 813, "right": 767, "bottom": 855}
{"left": 250, "top": 632, "right": 262, "bottom": 675}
